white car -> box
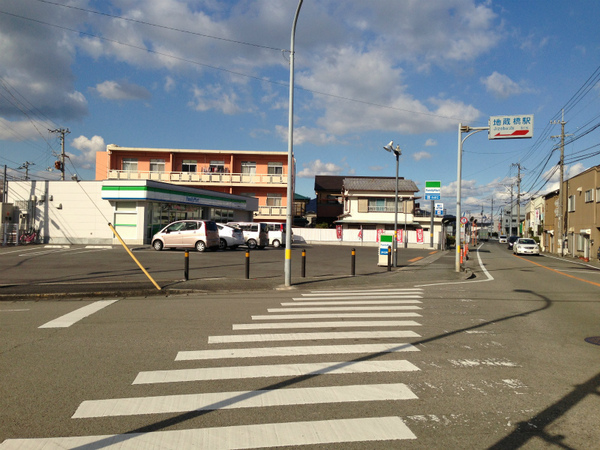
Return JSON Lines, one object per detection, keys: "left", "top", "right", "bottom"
{"left": 216, "top": 223, "right": 245, "bottom": 250}
{"left": 499, "top": 235, "right": 507, "bottom": 244}
{"left": 513, "top": 238, "right": 540, "bottom": 256}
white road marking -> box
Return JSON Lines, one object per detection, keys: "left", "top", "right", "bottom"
{"left": 176, "top": 343, "right": 419, "bottom": 360}
{"left": 0, "top": 309, "right": 30, "bottom": 312}
{"left": 38, "top": 300, "right": 119, "bottom": 328}
{"left": 305, "top": 288, "right": 423, "bottom": 294}
{"left": 232, "top": 320, "right": 421, "bottom": 330}
{"left": 208, "top": 330, "right": 421, "bottom": 343}
{"left": 10, "top": 416, "right": 416, "bottom": 447}
{"left": 294, "top": 294, "right": 422, "bottom": 301}
{"left": 133, "top": 360, "right": 420, "bottom": 384}
{"left": 283, "top": 300, "right": 422, "bottom": 306}
{"left": 268, "top": 306, "right": 421, "bottom": 312}
{"left": 73, "top": 384, "right": 418, "bottom": 417}
{"left": 252, "top": 312, "right": 421, "bottom": 320}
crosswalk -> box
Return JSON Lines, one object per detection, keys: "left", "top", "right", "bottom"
{"left": 1, "top": 287, "right": 426, "bottom": 449}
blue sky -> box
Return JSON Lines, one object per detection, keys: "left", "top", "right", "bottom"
{"left": 1, "top": 0, "right": 600, "bottom": 218}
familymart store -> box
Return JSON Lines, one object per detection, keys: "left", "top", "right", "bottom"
{"left": 102, "top": 180, "right": 258, "bottom": 244}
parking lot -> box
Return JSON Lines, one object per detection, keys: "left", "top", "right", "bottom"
{"left": 0, "top": 242, "right": 463, "bottom": 299}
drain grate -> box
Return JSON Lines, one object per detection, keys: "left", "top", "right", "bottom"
{"left": 584, "top": 336, "right": 600, "bottom": 346}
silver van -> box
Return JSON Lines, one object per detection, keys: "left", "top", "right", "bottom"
{"left": 229, "top": 222, "right": 269, "bottom": 249}
{"left": 152, "top": 220, "right": 219, "bottom": 252}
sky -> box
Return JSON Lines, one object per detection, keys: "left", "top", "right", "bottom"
{"left": 1, "top": 0, "right": 600, "bottom": 220}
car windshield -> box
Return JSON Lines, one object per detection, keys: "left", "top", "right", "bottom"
{"left": 519, "top": 239, "right": 536, "bottom": 245}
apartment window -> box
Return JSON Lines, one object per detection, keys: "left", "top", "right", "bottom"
{"left": 267, "top": 162, "right": 283, "bottom": 175}
{"left": 568, "top": 194, "right": 576, "bottom": 212}
{"left": 122, "top": 158, "right": 138, "bottom": 172}
{"left": 596, "top": 188, "right": 600, "bottom": 203}
{"left": 266, "top": 193, "right": 282, "bottom": 206}
{"left": 150, "top": 159, "right": 165, "bottom": 172}
{"left": 182, "top": 160, "right": 197, "bottom": 173}
{"left": 241, "top": 161, "right": 256, "bottom": 174}
{"left": 209, "top": 161, "right": 225, "bottom": 173}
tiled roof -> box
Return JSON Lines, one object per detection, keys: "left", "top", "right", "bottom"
{"left": 343, "top": 177, "right": 418, "bottom": 193}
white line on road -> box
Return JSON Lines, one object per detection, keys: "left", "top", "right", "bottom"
{"left": 14, "top": 417, "right": 415, "bottom": 447}
{"left": 133, "top": 360, "right": 420, "bottom": 384}
{"left": 232, "top": 320, "right": 421, "bottom": 330}
{"left": 38, "top": 300, "right": 119, "bottom": 328}
{"left": 305, "top": 288, "right": 423, "bottom": 294}
{"left": 268, "top": 306, "right": 421, "bottom": 312}
{"left": 73, "top": 384, "right": 418, "bottom": 417}
{"left": 294, "top": 294, "right": 422, "bottom": 300}
{"left": 208, "top": 330, "right": 421, "bottom": 344}
{"left": 283, "top": 300, "right": 422, "bottom": 306}
{"left": 176, "top": 343, "right": 419, "bottom": 360}
{"left": 252, "top": 312, "right": 421, "bottom": 320}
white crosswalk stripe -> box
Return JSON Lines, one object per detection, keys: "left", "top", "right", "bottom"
{"left": 5, "top": 287, "right": 425, "bottom": 448}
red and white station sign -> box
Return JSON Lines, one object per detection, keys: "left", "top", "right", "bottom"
{"left": 489, "top": 115, "right": 533, "bottom": 140}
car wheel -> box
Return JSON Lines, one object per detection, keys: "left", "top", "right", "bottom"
{"left": 272, "top": 239, "right": 281, "bottom": 248}
{"left": 195, "top": 240, "right": 207, "bottom": 252}
{"left": 152, "top": 240, "right": 163, "bottom": 251}
{"left": 247, "top": 239, "right": 257, "bottom": 249}
{"left": 219, "top": 238, "right": 227, "bottom": 250}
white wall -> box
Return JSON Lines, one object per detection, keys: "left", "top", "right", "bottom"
{"left": 292, "top": 227, "right": 442, "bottom": 248}
{"left": 7, "top": 181, "right": 116, "bottom": 245}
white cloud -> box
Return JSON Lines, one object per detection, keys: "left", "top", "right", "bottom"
{"left": 412, "top": 151, "right": 432, "bottom": 161}
{"left": 93, "top": 80, "right": 151, "bottom": 101}
{"left": 189, "top": 84, "right": 243, "bottom": 114}
{"left": 164, "top": 76, "right": 176, "bottom": 92}
{"left": 297, "top": 159, "right": 351, "bottom": 178}
{"left": 481, "top": 72, "right": 533, "bottom": 99}
{"left": 425, "top": 139, "right": 437, "bottom": 147}
{"left": 69, "top": 135, "right": 106, "bottom": 170}
{"left": 275, "top": 125, "right": 337, "bottom": 146}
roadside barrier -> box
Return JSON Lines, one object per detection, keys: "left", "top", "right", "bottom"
{"left": 351, "top": 248, "right": 356, "bottom": 276}
{"left": 387, "top": 246, "right": 392, "bottom": 271}
{"left": 184, "top": 251, "right": 189, "bottom": 281}
{"left": 245, "top": 249, "right": 250, "bottom": 279}
{"left": 301, "top": 249, "right": 306, "bottom": 278}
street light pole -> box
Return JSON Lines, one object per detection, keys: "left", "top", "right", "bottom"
{"left": 284, "top": 0, "right": 303, "bottom": 287}
{"left": 384, "top": 141, "right": 401, "bottom": 267}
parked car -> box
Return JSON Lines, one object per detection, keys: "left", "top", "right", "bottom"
{"left": 151, "top": 220, "right": 219, "bottom": 252}
{"left": 499, "top": 235, "right": 508, "bottom": 244}
{"left": 228, "top": 222, "right": 269, "bottom": 249}
{"left": 216, "top": 223, "right": 244, "bottom": 250}
{"left": 507, "top": 235, "right": 519, "bottom": 249}
{"left": 266, "top": 222, "right": 290, "bottom": 248}
{"left": 513, "top": 238, "right": 540, "bottom": 256}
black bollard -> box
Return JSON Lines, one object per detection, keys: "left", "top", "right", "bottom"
{"left": 387, "top": 246, "right": 391, "bottom": 271}
{"left": 351, "top": 248, "right": 356, "bottom": 276}
{"left": 184, "top": 250, "right": 189, "bottom": 281}
{"left": 301, "top": 248, "right": 306, "bottom": 278}
{"left": 245, "top": 249, "right": 250, "bottom": 279}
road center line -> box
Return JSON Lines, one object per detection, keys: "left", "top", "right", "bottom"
{"left": 515, "top": 254, "right": 600, "bottom": 287}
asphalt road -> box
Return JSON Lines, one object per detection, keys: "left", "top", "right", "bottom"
{"left": 0, "top": 243, "right": 462, "bottom": 299}
{"left": 1, "top": 241, "right": 600, "bottom": 448}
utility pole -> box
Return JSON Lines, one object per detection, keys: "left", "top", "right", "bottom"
{"left": 510, "top": 185, "right": 514, "bottom": 235}
{"left": 18, "top": 161, "right": 35, "bottom": 180}
{"left": 512, "top": 163, "right": 522, "bottom": 236}
{"left": 49, "top": 128, "right": 70, "bottom": 181}
{"left": 490, "top": 197, "right": 494, "bottom": 235}
{"left": 551, "top": 111, "right": 571, "bottom": 257}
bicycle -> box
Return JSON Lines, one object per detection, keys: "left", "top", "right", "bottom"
{"left": 19, "top": 229, "right": 38, "bottom": 245}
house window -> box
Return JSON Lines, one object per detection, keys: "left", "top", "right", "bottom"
{"left": 122, "top": 158, "right": 138, "bottom": 172}
{"left": 368, "top": 198, "right": 394, "bottom": 212}
{"left": 596, "top": 188, "right": 600, "bottom": 202}
{"left": 585, "top": 189, "right": 593, "bottom": 203}
{"left": 568, "top": 194, "right": 576, "bottom": 212}
{"left": 267, "top": 193, "right": 282, "bottom": 206}
{"left": 150, "top": 159, "right": 165, "bottom": 172}
{"left": 268, "top": 162, "right": 283, "bottom": 175}
{"left": 182, "top": 160, "right": 197, "bottom": 172}
{"left": 241, "top": 161, "right": 256, "bottom": 174}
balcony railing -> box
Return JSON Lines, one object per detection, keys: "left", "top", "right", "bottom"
{"left": 107, "top": 170, "right": 288, "bottom": 186}
{"left": 255, "top": 205, "right": 287, "bottom": 217}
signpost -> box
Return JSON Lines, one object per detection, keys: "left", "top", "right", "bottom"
{"left": 425, "top": 181, "right": 441, "bottom": 248}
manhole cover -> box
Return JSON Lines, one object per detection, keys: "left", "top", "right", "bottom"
{"left": 584, "top": 336, "right": 600, "bottom": 346}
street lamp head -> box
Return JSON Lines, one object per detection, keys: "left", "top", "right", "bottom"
{"left": 383, "top": 141, "right": 394, "bottom": 153}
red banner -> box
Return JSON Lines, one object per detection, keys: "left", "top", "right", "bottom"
{"left": 397, "top": 229, "right": 403, "bottom": 243}
{"left": 416, "top": 228, "right": 424, "bottom": 243}
{"left": 336, "top": 225, "right": 343, "bottom": 240}
{"left": 376, "top": 229, "right": 383, "bottom": 242}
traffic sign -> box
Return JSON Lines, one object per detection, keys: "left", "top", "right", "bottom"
{"left": 489, "top": 115, "right": 534, "bottom": 140}
{"left": 460, "top": 216, "right": 468, "bottom": 224}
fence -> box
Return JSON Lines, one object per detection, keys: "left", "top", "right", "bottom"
{"left": 292, "top": 227, "right": 442, "bottom": 249}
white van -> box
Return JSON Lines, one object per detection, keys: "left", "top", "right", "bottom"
{"left": 266, "top": 222, "right": 290, "bottom": 247}
{"left": 229, "top": 222, "right": 269, "bottom": 249}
